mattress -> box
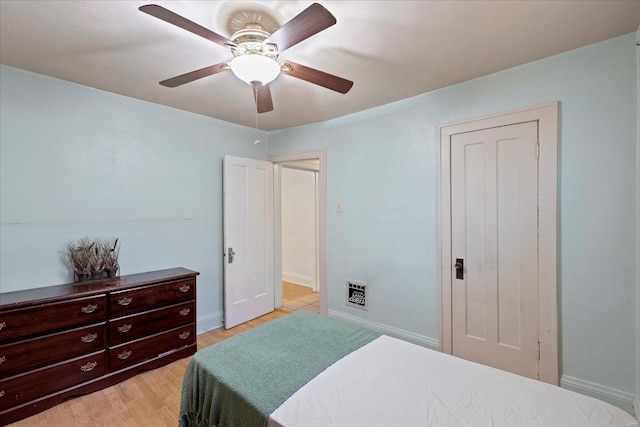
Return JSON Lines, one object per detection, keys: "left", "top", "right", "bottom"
{"left": 180, "top": 312, "right": 638, "bottom": 427}
{"left": 269, "top": 335, "right": 637, "bottom": 426}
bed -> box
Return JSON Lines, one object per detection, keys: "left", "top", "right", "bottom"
{"left": 179, "top": 311, "right": 637, "bottom": 427}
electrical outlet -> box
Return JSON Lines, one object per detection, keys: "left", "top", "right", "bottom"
{"left": 336, "top": 202, "right": 343, "bottom": 212}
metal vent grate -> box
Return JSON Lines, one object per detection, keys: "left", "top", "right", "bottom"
{"left": 346, "top": 280, "right": 367, "bottom": 310}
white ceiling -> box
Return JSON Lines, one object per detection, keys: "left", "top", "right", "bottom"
{"left": 1, "top": 1, "right": 639, "bottom": 131}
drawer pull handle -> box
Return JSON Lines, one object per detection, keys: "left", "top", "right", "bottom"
{"left": 80, "top": 361, "right": 97, "bottom": 372}
{"left": 0, "top": 390, "right": 4, "bottom": 398}
{"left": 117, "top": 350, "right": 132, "bottom": 360}
{"left": 179, "top": 308, "right": 191, "bottom": 316}
{"left": 81, "top": 333, "right": 98, "bottom": 343}
{"left": 179, "top": 284, "right": 190, "bottom": 293}
{"left": 118, "top": 324, "right": 132, "bottom": 333}
{"left": 118, "top": 297, "right": 132, "bottom": 306}
{"left": 0, "top": 322, "right": 5, "bottom": 331}
{"left": 0, "top": 355, "right": 6, "bottom": 365}
{"left": 178, "top": 331, "right": 191, "bottom": 340}
{"left": 81, "top": 304, "right": 98, "bottom": 314}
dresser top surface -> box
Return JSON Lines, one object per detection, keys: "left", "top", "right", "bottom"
{"left": 0, "top": 268, "right": 199, "bottom": 309}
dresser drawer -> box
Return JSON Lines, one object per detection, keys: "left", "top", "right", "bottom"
{"left": 109, "top": 301, "right": 195, "bottom": 346}
{"left": 109, "top": 323, "right": 195, "bottom": 372}
{"left": 0, "top": 323, "right": 105, "bottom": 378}
{"left": 0, "top": 295, "right": 106, "bottom": 342}
{"left": 0, "top": 350, "right": 105, "bottom": 412}
{"left": 109, "top": 278, "right": 195, "bottom": 318}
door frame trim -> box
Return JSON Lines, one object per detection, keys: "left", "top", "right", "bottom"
{"left": 269, "top": 149, "right": 327, "bottom": 315}
{"left": 438, "top": 102, "right": 558, "bottom": 385}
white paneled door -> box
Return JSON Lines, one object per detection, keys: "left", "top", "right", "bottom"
{"left": 223, "top": 155, "right": 274, "bottom": 329}
{"left": 450, "top": 121, "right": 539, "bottom": 379}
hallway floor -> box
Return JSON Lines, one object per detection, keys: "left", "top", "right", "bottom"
{"left": 282, "top": 281, "right": 320, "bottom": 313}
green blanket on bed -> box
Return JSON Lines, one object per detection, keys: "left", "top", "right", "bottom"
{"left": 179, "top": 311, "right": 380, "bottom": 427}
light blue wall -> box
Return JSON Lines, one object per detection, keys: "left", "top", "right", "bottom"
{"left": 0, "top": 32, "right": 637, "bottom": 410}
{"left": 269, "top": 33, "right": 638, "bottom": 401}
{"left": 0, "top": 65, "right": 268, "bottom": 331}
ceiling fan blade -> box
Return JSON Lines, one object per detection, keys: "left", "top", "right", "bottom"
{"left": 160, "top": 62, "right": 229, "bottom": 88}
{"left": 139, "top": 4, "right": 236, "bottom": 49}
{"left": 253, "top": 83, "right": 274, "bottom": 113}
{"left": 282, "top": 61, "right": 353, "bottom": 94}
{"left": 264, "top": 3, "right": 336, "bottom": 52}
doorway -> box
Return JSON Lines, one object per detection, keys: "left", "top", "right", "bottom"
{"left": 439, "top": 103, "right": 558, "bottom": 385}
{"left": 269, "top": 150, "right": 327, "bottom": 315}
{"left": 280, "top": 160, "right": 320, "bottom": 313}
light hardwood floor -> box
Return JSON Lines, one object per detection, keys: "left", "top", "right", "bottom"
{"left": 8, "top": 311, "right": 288, "bottom": 427}
{"left": 281, "top": 281, "right": 320, "bottom": 313}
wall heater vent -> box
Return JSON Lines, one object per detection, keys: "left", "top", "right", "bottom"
{"left": 346, "top": 280, "right": 368, "bottom": 310}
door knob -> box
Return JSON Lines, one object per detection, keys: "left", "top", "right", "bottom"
{"left": 455, "top": 258, "right": 464, "bottom": 280}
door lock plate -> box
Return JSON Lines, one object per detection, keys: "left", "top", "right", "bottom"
{"left": 455, "top": 258, "right": 464, "bottom": 280}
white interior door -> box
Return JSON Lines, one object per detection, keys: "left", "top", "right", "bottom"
{"left": 223, "top": 155, "right": 274, "bottom": 329}
{"left": 450, "top": 121, "right": 539, "bottom": 379}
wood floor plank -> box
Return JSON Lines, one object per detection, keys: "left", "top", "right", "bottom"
{"left": 7, "top": 311, "right": 287, "bottom": 427}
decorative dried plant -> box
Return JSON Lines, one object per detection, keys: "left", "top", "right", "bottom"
{"left": 67, "top": 237, "right": 94, "bottom": 280}
{"left": 67, "top": 237, "right": 121, "bottom": 282}
{"left": 89, "top": 244, "right": 105, "bottom": 273}
{"left": 101, "top": 238, "right": 120, "bottom": 277}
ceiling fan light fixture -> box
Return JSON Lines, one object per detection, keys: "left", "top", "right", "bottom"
{"left": 229, "top": 54, "right": 281, "bottom": 85}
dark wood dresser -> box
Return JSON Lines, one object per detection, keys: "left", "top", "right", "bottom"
{"left": 0, "top": 267, "right": 198, "bottom": 425}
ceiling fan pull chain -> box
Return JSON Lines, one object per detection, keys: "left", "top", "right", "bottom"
{"left": 254, "top": 86, "right": 260, "bottom": 145}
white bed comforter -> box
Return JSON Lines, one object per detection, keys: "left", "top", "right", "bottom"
{"left": 268, "top": 336, "right": 637, "bottom": 427}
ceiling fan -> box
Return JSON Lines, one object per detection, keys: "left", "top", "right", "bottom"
{"left": 139, "top": 3, "right": 354, "bottom": 113}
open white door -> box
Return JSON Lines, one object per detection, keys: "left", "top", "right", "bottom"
{"left": 223, "top": 155, "right": 274, "bottom": 329}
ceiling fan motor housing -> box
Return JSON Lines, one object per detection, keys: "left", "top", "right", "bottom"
{"left": 229, "top": 23, "right": 278, "bottom": 60}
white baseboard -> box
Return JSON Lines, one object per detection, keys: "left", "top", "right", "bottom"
{"left": 327, "top": 309, "right": 439, "bottom": 350}
{"left": 560, "top": 375, "right": 636, "bottom": 416}
{"left": 282, "top": 272, "right": 315, "bottom": 288}
{"left": 197, "top": 310, "right": 223, "bottom": 335}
